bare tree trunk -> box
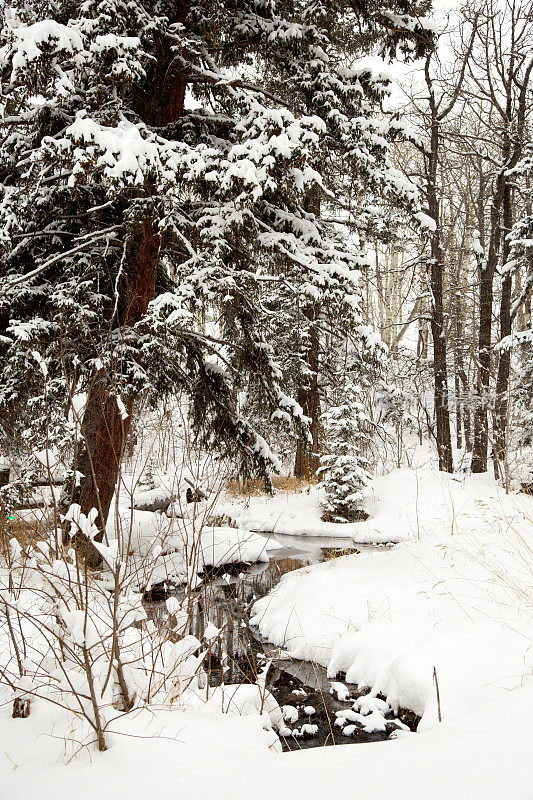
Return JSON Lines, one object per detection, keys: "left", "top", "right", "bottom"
{"left": 450, "top": 204, "right": 470, "bottom": 453}
{"left": 493, "top": 179, "right": 513, "bottom": 476}
{"left": 471, "top": 193, "right": 499, "bottom": 473}
{"left": 295, "top": 305, "right": 321, "bottom": 479}
{"left": 470, "top": 159, "right": 493, "bottom": 472}
{"left": 416, "top": 22, "right": 479, "bottom": 472}
{"left": 470, "top": 11, "right": 532, "bottom": 473}
{"left": 295, "top": 192, "right": 322, "bottom": 479}
{"left": 429, "top": 255, "right": 454, "bottom": 472}
{"left": 427, "top": 106, "right": 453, "bottom": 473}
{"left": 492, "top": 53, "right": 532, "bottom": 472}
{"left": 455, "top": 372, "right": 462, "bottom": 449}
{"left": 459, "top": 370, "right": 472, "bottom": 451}
{"left": 523, "top": 183, "right": 533, "bottom": 331}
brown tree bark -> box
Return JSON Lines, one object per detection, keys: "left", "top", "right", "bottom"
{"left": 295, "top": 192, "right": 323, "bottom": 480}
{"left": 68, "top": 219, "right": 161, "bottom": 560}
{"left": 417, "top": 27, "right": 478, "bottom": 473}
{"left": 64, "top": 5, "right": 190, "bottom": 558}
{"left": 459, "top": 369, "right": 472, "bottom": 452}
{"left": 470, "top": 159, "right": 492, "bottom": 472}
{"left": 294, "top": 307, "right": 321, "bottom": 479}
{"left": 454, "top": 372, "right": 462, "bottom": 450}
{"left": 425, "top": 63, "right": 454, "bottom": 473}
{"left": 428, "top": 240, "right": 454, "bottom": 472}
{"left": 491, "top": 56, "right": 532, "bottom": 478}
{"left": 471, "top": 191, "right": 500, "bottom": 473}
{"left": 492, "top": 179, "right": 513, "bottom": 479}
{"left": 409, "top": 17, "right": 479, "bottom": 472}
{"left": 450, "top": 202, "right": 471, "bottom": 453}
{"left": 470, "top": 9, "right": 532, "bottom": 474}
{"left": 522, "top": 182, "right": 533, "bottom": 331}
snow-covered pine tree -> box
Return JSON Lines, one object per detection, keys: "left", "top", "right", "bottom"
{"left": 0, "top": 0, "right": 433, "bottom": 547}
{"left": 234, "top": 1, "right": 434, "bottom": 477}
{"left": 318, "top": 382, "right": 371, "bottom": 522}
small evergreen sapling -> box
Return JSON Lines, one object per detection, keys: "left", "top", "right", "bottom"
{"left": 318, "top": 385, "right": 371, "bottom": 522}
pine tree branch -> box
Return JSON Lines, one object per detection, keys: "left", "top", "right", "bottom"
{"left": 3, "top": 227, "right": 121, "bottom": 292}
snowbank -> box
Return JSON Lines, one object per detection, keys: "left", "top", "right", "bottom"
{"left": 0, "top": 678, "right": 531, "bottom": 800}
{"left": 251, "top": 469, "right": 533, "bottom": 728}
{"left": 0, "top": 694, "right": 282, "bottom": 799}
{"left": 221, "top": 466, "right": 533, "bottom": 542}
{"left": 0, "top": 468, "right": 532, "bottom": 799}
{"left": 219, "top": 483, "right": 401, "bottom": 541}
{"left": 105, "top": 509, "right": 279, "bottom": 587}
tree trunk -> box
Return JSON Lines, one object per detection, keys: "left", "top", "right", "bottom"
{"left": 73, "top": 372, "right": 132, "bottom": 536}
{"left": 471, "top": 227, "right": 496, "bottom": 472}
{"left": 493, "top": 179, "right": 513, "bottom": 478}
{"left": 455, "top": 371, "right": 462, "bottom": 450}
{"left": 63, "top": 7, "right": 189, "bottom": 557}
{"left": 12, "top": 698, "right": 30, "bottom": 718}
{"left": 522, "top": 180, "right": 533, "bottom": 331}
{"left": 452, "top": 211, "right": 470, "bottom": 453}
{"left": 294, "top": 305, "right": 321, "bottom": 479}
{"left": 427, "top": 115, "right": 453, "bottom": 473}
{"left": 471, "top": 172, "right": 505, "bottom": 473}
{"left": 295, "top": 191, "right": 322, "bottom": 479}
{"left": 66, "top": 219, "right": 161, "bottom": 560}
{"left": 471, "top": 52, "right": 532, "bottom": 472}
{"left": 459, "top": 370, "right": 472, "bottom": 452}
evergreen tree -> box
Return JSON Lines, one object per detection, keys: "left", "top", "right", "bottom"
{"left": 0, "top": 0, "right": 433, "bottom": 545}
{"left": 318, "top": 382, "right": 371, "bottom": 522}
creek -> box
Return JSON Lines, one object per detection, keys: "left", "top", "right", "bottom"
{"left": 146, "top": 533, "right": 419, "bottom": 750}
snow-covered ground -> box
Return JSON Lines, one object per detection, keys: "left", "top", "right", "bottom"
{"left": 103, "top": 508, "right": 279, "bottom": 588}
{"left": 1, "top": 466, "right": 531, "bottom": 798}
{"left": 12, "top": 467, "right": 281, "bottom": 589}
{"left": 1, "top": 671, "right": 532, "bottom": 800}
{"left": 246, "top": 466, "right": 532, "bottom": 796}
{"left": 220, "top": 464, "right": 533, "bottom": 544}
{"left": 251, "top": 469, "right": 532, "bottom": 726}
{"left": 220, "top": 481, "right": 402, "bottom": 539}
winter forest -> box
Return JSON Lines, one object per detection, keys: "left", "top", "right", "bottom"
{"left": 0, "top": 0, "right": 531, "bottom": 797}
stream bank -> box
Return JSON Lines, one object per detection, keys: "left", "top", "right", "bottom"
{"left": 146, "top": 533, "right": 419, "bottom": 750}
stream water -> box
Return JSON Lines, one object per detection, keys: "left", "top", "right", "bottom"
{"left": 146, "top": 533, "right": 419, "bottom": 751}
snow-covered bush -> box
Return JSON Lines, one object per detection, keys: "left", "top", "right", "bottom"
{"left": 0, "top": 510, "right": 207, "bottom": 752}
{"left": 318, "top": 385, "right": 372, "bottom": 522}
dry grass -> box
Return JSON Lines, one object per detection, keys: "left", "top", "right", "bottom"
{"left": 272, "top": 475, "right": 318, "bottom": 491}
{"left": 0, "top": 510, "right": 52, "bottom": 552}
{"left": 321, "top": 546, "right": 360, "bottom": 561}
{"left": 249, "top": 556, "right": 310, "bottom": 598}
{"left": 269, "top": 556, "right": 310, "bottom": 576}
{"left": 226, "top": 474, "right": 318, "bottom": 498}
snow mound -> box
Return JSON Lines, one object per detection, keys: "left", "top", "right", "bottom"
{"left": 251, "top": 469, "right": 533, "bottom": 728}
{"left": 222, "top": 466, "right": 533, "bottom": 543}
{"left": 220, "top": 483, "right": 401, "bottom": 541}
{"left": 105, "top": 510, "right": 278, "bottom": 587}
